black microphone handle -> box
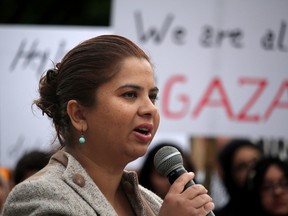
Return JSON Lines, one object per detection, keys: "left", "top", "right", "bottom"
{"left": 167, "top": 166, "right": 216, "bottom": 216}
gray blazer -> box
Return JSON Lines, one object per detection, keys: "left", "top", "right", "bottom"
{"left": 2, "top": 150, "right": 163, "bottom": 216}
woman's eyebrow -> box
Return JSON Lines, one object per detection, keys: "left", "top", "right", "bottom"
{"left": 118, "top": 84, "right": 143, "bottom": 90}
{"left": 151, "top": 86, "right": 159, "bottom": 92}
{"left": 117, "top": 84, "right": 159, "bottom": 92}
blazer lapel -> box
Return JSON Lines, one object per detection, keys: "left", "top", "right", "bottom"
{"left": 52, "top": 150, "right": 118, "bottom": 216}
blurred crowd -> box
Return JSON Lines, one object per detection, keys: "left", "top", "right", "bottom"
{"left": 1, "top": 137, "right": 288, "bottom": 216}
{"left": 0, "top": 150, "right": 51, "bottom": 213}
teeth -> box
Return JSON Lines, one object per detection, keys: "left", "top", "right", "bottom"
{"left": 135, "top": 127, "right": 150, "bottom": 135}
{"left": 139, "top": 128, "right": 149, "bottom": 131}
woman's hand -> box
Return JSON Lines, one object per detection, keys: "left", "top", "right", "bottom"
{"left": 158, "top": 172, "right": 214, "bottom": 216}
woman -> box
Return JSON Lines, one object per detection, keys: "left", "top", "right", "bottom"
{"left": 2, "top": 35, "right": 214, "bottom": 215}
{"left": 214, "top": 139, "right": 262, "bottom": 216}
{"left": 247, "top": 157, "right": 288, "bottom": 216}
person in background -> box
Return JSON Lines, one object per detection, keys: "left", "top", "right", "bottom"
{"left": 138, "top": 142, "right": 195, "bottom": 199}
{"left": 246, "top": 157, "right": 288, "bottom": 216}
{"left": 13, "top": 150, "right": 51, "bottom": 185}
{"left": 0, "top": 170, "right": 9, "bottom": 214}
{"left": 2, "top": 34, "right": 214, "bottom": 216}
{"left": 214, "top": 138, "right": 263, "bottom": 216}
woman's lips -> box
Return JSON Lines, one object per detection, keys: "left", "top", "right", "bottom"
{"left": 133, "top": 130, "right": 152, "bottom": 143}
{"left": 133, "top": 123, "right": 153, "bottom": 143}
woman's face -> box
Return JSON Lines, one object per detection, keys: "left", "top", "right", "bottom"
{"left": 261, "top": 164, "right": 288, "bottom": 216}
{"left": 83, "top": 57, "right": 160, "bottom": 168}
{"left": 232, "top": 146, "right": 261, "bottom": 187}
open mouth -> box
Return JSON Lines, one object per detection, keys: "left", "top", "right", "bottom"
{"left": 133, "top": 124, "right": 153, "bottom": 143}
{"left": 134, "top": 128, "right": 150, "bottom": 135}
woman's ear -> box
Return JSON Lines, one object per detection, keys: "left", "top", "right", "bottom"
{"left": 67, "top": 100, "right": 87, "bottom": 131}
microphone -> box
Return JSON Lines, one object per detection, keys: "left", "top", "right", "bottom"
{"left": 153, "top": 146, "right": 215, "bottom": 216}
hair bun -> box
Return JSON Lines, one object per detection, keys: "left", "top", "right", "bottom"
{"left": 46, "top": 68, "right": 59, "bottom": 84}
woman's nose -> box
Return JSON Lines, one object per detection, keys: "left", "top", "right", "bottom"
{"left": 138, "top": 97, "right": 158, "bottom": 117}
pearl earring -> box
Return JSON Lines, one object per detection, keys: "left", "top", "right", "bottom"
{"left": 79, "top": 130, "right": 85, "bottom": 144}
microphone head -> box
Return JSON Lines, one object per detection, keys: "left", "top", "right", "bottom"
{"left": 153, "top": 146, "right": 183, "bottom": 176}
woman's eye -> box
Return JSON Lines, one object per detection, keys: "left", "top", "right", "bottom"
{"left": 149, "top": 93, "right": 159, "bottom": 103}
{"left": 123, "top": 91, "right": 137, "bottom": 99}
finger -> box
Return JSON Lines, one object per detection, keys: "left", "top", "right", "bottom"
{"left": 185, "top": 198, "right": 215, "bottom": 216}
{"left": 198, "top": 201, "right": 215, "bottom": 215}
{"left": 189, "top": 193, "right": 213, "bottom": 209}
{"left": 182, "top": 184, "right": 208, "bottom": 199}
{"left": 168, "top": 172, "right": 195, "bottom": 194}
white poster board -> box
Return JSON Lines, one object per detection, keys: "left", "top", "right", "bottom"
{"left": 112, "top": 0, "right": 288, "bottom": 139}
{"left": 0, "top": 25, "right": 112, "bottom": 168}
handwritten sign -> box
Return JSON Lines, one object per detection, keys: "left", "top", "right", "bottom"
{"left": 112, "top": 0, "right": 288, "bottom": 139}
{"left": 0, "top": 25, "right": 112, "bottom": 168}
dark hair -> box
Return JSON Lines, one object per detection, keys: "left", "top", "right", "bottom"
{"left": 34, "top": 35, "right": 151, "bottom": 146}
{"left": 14, "top": 150, "right": 51, "bottom": 184}
{"left": 246, "top": 157, "right": 288, "bottom": 215}
{"left": 247, "top": 157, "right": 288, "bottom": 192}
{"left": 217, "top": 139, "right": 262, "bottom": 197}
